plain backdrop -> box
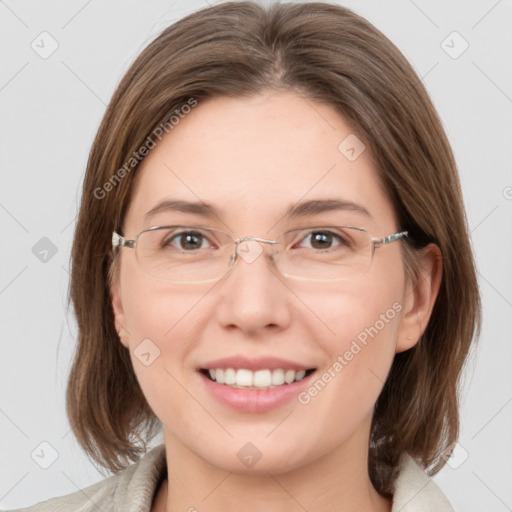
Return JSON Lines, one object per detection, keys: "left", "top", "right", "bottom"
{"left": 1, "top": 0, "right": 511, "bottom": 510}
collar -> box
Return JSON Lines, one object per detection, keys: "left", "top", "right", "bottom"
{"left": 391, "top": 453, "right": 455, "bottom": 511}
{"left": 112, "top": 444, "right": 455, "bottom": 512}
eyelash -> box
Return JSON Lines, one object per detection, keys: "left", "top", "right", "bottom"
{"left": 295, "top": 231, "right": 349, "bottom": 250}
{"left": 164, "top": 229, "right": 350, "bottom": 251}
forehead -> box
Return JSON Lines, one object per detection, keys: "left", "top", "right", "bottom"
{"left": 124, "top": 91, "right": 395, "bottom": 234}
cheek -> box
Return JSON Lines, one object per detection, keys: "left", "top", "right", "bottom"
{"left": 118, "top": 265, "right": 207, "bottom": 393}
{"left": 305, "top": 272, "right": 402, "bottom": 351}
{"left": 119, "top": 285, "right": 205, "bottom": 430}
{"left": 297, "top": 277, "right": 402, "bottom": 416}
{"left": 120, "top": 250, "right": 205, "bottom": 343}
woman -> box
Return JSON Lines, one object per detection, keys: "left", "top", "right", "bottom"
{"left": 12, "top": 1, "right": 480, "bottom": 511}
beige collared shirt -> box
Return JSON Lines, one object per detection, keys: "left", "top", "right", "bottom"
{"left": 7, "top": 444, "right": 455, "bottom": 512}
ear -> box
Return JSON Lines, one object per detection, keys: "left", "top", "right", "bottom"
{"left": 110, "top": 254, "right": 129, "bottom": 349}
{"left": 396, "top": 243, "right": 442, "bottom": 353}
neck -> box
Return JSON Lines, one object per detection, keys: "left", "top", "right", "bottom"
{"left": 154, "top": 425, "right": 392, "bottom": 512}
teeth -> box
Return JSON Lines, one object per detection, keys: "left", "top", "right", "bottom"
{"left": 205, "top": 368, "right": 311, "bottom": 389}
{"left": 236, "top": 369, "right": 253, "bottom": 386}
{"left": 271, "top": 368, "right": 285, "bottom": 386}
{"left": 253, "top": 369, "right": 271, "bottom": 387}
{"left": 295, "top": 370, "right": 306, "bottom": 381}
{"left": 224, "top": 368, "right": 236, "bottom": 385}
{"left": 284, "top": 369, "right": 295, "bottom": 384}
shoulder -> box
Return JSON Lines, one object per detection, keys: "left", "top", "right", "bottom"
{"left": 6, "top": 444, "right": 167, "bottom": 512}
{"left": 391, "top": 453, "right": 456, "bottom": 512}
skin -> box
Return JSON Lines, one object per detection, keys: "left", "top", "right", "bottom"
{"left": 111, "top": 90, "right": 442, "bottom": 512}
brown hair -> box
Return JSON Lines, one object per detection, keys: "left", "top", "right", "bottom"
{"left": 67, "top": 1, "right": 481, "bottom": 496}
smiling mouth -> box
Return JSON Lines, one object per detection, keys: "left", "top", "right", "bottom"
{"left": 199, "top": 367, "right": 316, "bottom": 390}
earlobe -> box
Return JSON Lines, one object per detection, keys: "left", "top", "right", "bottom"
{"left": 110, "top": 276, "right": 129, "bottom": 348}
{"left": 396, "top": 243, "right": 442, "bottom": 353}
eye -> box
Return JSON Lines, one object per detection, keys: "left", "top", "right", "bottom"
{"left": 163, "top": 230, "right": 213, "bottom": 251}
{"left": 296, "top": 230, "right": 350, "bottom": 250}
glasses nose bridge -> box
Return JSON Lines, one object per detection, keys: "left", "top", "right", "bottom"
{"left": 234, "top": 235, "right": 278, "bottom": 246}
{"left": 229, "top": 235, "right": 279, "bottom": 268}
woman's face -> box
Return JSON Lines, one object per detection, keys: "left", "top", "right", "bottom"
{"left": 112, "top": 90, "right": 417, "bottom": 474}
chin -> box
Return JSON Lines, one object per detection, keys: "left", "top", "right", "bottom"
{"left": 193, "top": 437, "right": 311, "bottom": 475}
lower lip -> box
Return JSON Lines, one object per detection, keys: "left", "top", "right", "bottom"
{"left": 198, "top": 370, "right": 316, "bottom": 413}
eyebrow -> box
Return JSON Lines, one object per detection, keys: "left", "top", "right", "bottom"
{"left": 144, "top": 198, "right": 371, "bottom": 223}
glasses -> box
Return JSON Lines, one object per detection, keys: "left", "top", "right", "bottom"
{"left": 112, "top": 225, "right": 408, "bottom": 284}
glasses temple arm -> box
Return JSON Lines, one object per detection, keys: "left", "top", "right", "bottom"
{"left": 372, "top": 231, "right": 408, "bottom": 246}
{"left": 112, "top": 231, "right": 136, "bottom": 249}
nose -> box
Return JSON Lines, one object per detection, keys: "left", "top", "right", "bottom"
{"left": 214, "top": 239, "right": 292, "bottom": 336}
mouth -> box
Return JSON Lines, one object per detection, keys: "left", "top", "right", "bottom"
{"left": 198, "top": 367, "right": 317, "bottom": 390}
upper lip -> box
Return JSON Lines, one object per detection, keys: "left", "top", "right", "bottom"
{"left": 199, "top": 356, "right": 315, "bottom": 372}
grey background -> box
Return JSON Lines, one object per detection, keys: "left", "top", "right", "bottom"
{"left": 1, "top": 0, "right": 511, "bottom": 510}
